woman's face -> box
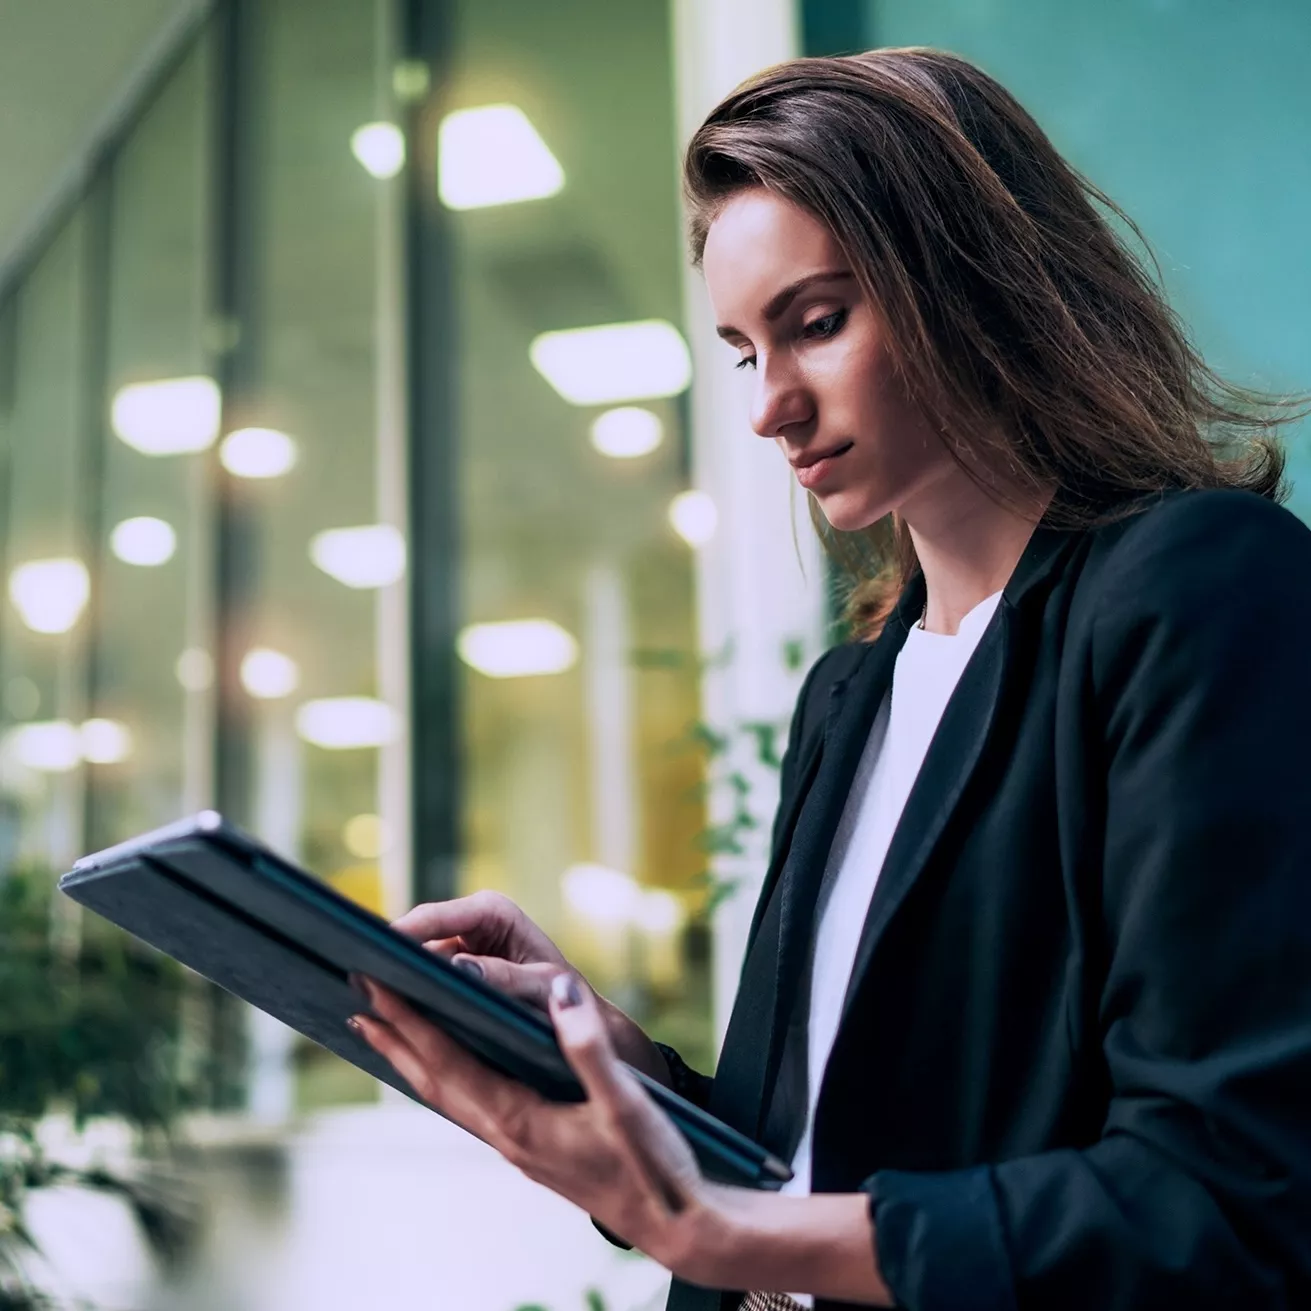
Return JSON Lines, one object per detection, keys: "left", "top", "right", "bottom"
{"left": 702, "top": 188, "right": 957, "bottom": 533}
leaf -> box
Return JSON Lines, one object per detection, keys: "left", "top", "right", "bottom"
{"left": 781, "top": 635, "right": 807, "bottom": 672}
{"left": 696, "top": 826, "right": 746, "bottom": 856}
{"left": 686, "top": 722, "right": 730, "bottom": 758}
{"left": 739, "top": 721, "right": 783, "bottom": 770}
{"left": 584, "top": 1291, "right": 608, "bottom": 1311}
{"left": 628, "top": 647, "right": 688, "bottom": 670}
{"left": 704, "top": 877, "right": 744, "bottom": 915}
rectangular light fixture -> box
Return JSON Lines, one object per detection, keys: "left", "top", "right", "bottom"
{"left": 529, "top": 320, "right": 691, "bottom": 406}
{"left": 457, "top": 619, "right": 578, "bottom": 678}
{"left": 111, "top": 376, "right": 221, "bottom": 456}
{"left": 295, "top": 697, "right": 399, "bottom": 749}
{"left": 439, "top": 104, "right": 564, "bottom": 211}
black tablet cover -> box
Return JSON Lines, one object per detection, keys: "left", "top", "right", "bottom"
{"left": 59, "top": 812, "right": 790, "bottom": 1189}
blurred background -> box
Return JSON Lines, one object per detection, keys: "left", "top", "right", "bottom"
{"left": 0, "top": 0, "right": 1306, "bottom": 1307}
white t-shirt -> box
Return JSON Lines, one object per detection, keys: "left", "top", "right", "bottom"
{"left": 780, "top": 590, "right": 1003, "bottom": 1306}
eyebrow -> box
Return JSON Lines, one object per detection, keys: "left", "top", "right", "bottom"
{"left": 715, "top": 270, "right": 855, "bottom": 340}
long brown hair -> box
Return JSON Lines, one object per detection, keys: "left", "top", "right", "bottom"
{"left": 683, "top": 48, "right": 1304, "bottom": 637}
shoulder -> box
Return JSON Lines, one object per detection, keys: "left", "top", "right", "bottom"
{"left": 1080, "top": 489, "right": 1311, "bottom": 628}
{"left": 1091, "top": 488, "right": 1311, "bottom": 593}
{"left": 798, "top": 641, "right": 866, "bottom": 710}
{"left": 1080, "top": 489, "right": 1311, "bottom": 685}
{"left": 784, "top": 641, "right": 867, "bottom": 755}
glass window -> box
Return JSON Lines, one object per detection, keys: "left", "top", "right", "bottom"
{"left": 92, "top": 38, "right": 215, "bottom": 851}
{"left": 0, "top": 214, "right": 91, "bottom": 873}
{"left": 240, "top": 0, "right": 392, "bottom": 1110}
{"left": 445, "top": 0, "right": 712, "bottom": 1067}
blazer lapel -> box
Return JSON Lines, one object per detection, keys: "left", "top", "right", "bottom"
{"left": 711, "top": 519, "right": 1080, "bottom": 1143}
{"left": 837, "top": 611, "right": 1009, "bottom": 1025}
{"left": 837, "top": 524, "right": 1078, "bottom": 1024}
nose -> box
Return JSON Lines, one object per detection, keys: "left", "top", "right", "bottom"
{"left": 748, "top": 354, "right": 814, "bottom": 442}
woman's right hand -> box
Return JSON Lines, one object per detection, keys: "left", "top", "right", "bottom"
{"left": 391, "top": 891, "right": 671, "bottom": 1085}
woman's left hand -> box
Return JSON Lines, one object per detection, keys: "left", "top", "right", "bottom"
{"left": 350, "top": 971, "right": 725, "bottom": 1279}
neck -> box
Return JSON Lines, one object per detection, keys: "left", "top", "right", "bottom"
{"left": 903, "top": 470, "right": 1051, "bottom": 636}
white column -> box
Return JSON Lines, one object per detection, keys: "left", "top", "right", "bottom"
{"left": 671, "top": 0, "right": 827, "bottom": 1047}
{"left": 582, "top": 563, "right": 638, "bottom": 879}
{"left": 582, "top": 562, "right": 642, "bottom": 1012}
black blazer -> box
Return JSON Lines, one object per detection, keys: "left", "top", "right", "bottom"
{"left": 661, "top": 489, "right": 1311, "bottom": 1311}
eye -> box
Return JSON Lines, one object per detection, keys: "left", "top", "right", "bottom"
{"left": 802, "top": 308, "right": 847, "bottom": 339}
{"left": 734, "top": 355, "right": 757, "bottom": 371}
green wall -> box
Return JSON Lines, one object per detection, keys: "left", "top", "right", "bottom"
{"left": 809, "top": 0, "right": 1311, "bottom": 515}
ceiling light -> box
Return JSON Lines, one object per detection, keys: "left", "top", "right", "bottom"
{"left": 456, "top": 619, "right": 578, "bottom": 679}
{"left": 295, "top": 697, "right": 399, "bottom": 749}
{"left": 668, "top": 490, "right": 718, "bottom": 548}
{"left": 562, "top": 863, "right": 640, "bottom": 929}
{"left": 439, "top": 104, "right": 564, "bottom": 210}
{"left": 220, "top": 427, "right": 298, "bottom": 479}
{"left": 110, "top": 516, "right": 176, "bottom": 566}
{"left": 590, "top": 407, "right": 663, "bottom": 459}
{"left": 4, "top": 721, "right": 81, "bottom": 773}
{"left": 9, "top": 559, "right": 90, "bottom": 634}
{"left": 343, "top": 813, "right": 390, "bottom": 859}
{"left": 80, "top": 719, "right": 132, "bottom": 764}
{"left": 240, "top": 648, "right": 299, "bottom": 700}
{"left": 351, "top": 122, "right": 405, "bottom": 179}
{"left": 110, "top": 376, "right": 221, "bottom": 456}
{"left": 530, "top": 321, "right": 691, "bottom": 406}
{"left": 175, "top": 647, "right": 214, "bottom": 692}
{"left": 309, "top": 524, "right": 406, "bottom": 589}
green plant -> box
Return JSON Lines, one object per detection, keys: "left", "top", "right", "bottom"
{"left": 637, "top": 634, "right": 808, "bottom": 917}
{"left": 0, "top": 1115, "right": 196, "bottom": 1309}
{"left": 0, "top": 865, "right": 204, "bottom": 1308}
{"left": 0, "top": 865, "right": 198, "bottom": 1130}
{"left": 510, "top": 1290, "right": 609, "bottom": 1311}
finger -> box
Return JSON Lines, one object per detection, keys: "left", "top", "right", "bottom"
{"left": 547, "top": 972, "right": 630, "bottom": 1105}
{"left": 350, "top": 1013, "right": 432, "bottom": 1097}
{"left": 359, "top": 979, "right": 533, "bottom": 1136}
{"left": 452, "top": 956, "right": 558, "bottom": 1010}
{"left": 391, "top": 891, "right": 509, "bottom": 948}
{"left": 422, "top": 937, "right": 467, "bottom": 959}
{"left": 549, "top": 973, "right": 694, "bottom": 1213}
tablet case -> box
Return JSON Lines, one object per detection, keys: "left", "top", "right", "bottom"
{"left": 59, "top": 812, "right": 790, "bottom": 1188}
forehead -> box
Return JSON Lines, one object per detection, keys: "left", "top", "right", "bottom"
{"left": 702, "top": 189, "right": 844, "bottom": 316}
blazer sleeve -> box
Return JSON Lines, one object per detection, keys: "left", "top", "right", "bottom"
{"left": 862, "top": 491, "right": 1311, "bottom": 1311}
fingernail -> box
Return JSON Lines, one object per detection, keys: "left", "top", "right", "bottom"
{"left": 453, "top": 956, "right": 484, "bottom": 980}
{"left": 346, "top": 1015, "right": 364, "bottom": 1035}
{"left": 348, "top": 971, "right": 368, "bottom": 998}
{"left": 551, "top": 973, "right": 582, "bottom": 1008}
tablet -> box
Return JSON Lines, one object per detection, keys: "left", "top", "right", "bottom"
{"left": 59, "top": 811, "right": 790, "bottom": 1189}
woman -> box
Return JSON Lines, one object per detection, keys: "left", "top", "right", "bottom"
{"left": 350, "top": 49, "right": 1311, "bottom": 1310}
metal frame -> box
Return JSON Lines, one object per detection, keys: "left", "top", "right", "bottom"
{"left": 75, "top": 167, "right": 115, "bottom": 853}
{"left": 400, "top": 0, "right": 463, "bottom": 905}
{"left": 209, "top": 0, "right": 262, "bottom": 829}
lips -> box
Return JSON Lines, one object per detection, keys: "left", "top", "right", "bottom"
{"left": 790, "top": 441, "right": 853, "bottom": 490}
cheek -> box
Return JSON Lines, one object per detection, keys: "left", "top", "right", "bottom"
{"left": 805, "top": 335, "right": 882, "bottom": 419}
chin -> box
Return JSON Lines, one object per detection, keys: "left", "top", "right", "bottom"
{"left": 814, "top": 488, "right": 888, "bottom": 534}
